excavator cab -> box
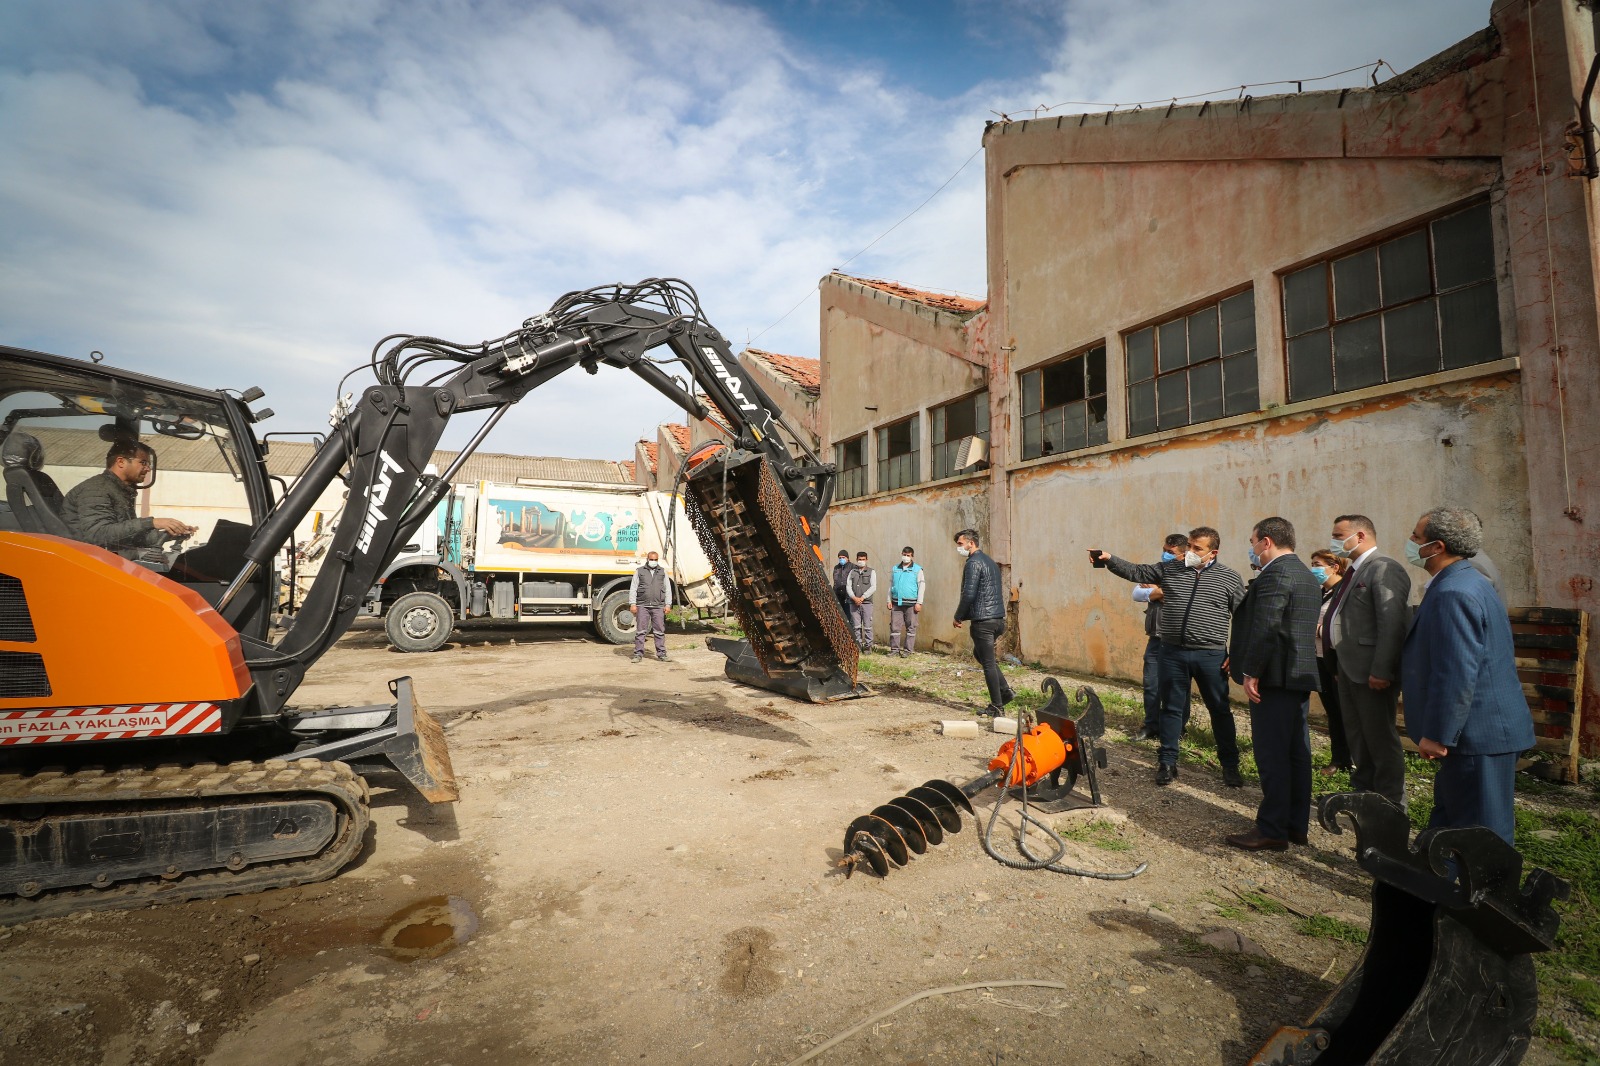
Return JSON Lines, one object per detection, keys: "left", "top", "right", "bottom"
{"left": 0, "top": 346, "right": 278, "bottom": 638}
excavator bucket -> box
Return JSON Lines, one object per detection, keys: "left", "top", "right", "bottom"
{"left": 1248, "top": 792, "right": 1567, "bottom": 1066}
{"left": 681, "top": 448, "right": 868, "bottom": 703}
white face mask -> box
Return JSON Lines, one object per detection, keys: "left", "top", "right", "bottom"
{"left": 901, "top": 555, "right": 913, "bottom": 564}
{"left": 1184, "top": 550, "right": 1204, "bottom": 568}
{"left": 957, "top": 546, "right": 971, "bottom": 557}
{"left": 646, "top": 559, "right": 659, "bottom": 567}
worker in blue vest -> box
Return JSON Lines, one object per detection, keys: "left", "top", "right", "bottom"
{"left": 888, "top": 545, "right": 925, "bottom": 657}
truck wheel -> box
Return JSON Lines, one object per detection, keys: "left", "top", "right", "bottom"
{"left": 594, "top": 589, "right": 636, "bottom": 646}
{"left": 386, "top": 591, "right": 454, "bottom": 653}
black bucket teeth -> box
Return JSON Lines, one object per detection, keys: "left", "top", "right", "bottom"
{"left": 840, "top": 779, "right": 971, "bottom": 878}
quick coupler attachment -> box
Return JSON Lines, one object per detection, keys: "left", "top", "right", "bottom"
{"left": 1248, "top": 792, "right": 1568, "bottom": 1066}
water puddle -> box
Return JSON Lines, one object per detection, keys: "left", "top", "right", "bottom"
{"left": 376, "top": 895, "right": 479, "bottom": 962}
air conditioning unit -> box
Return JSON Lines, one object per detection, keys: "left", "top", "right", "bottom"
{"left": 955, "top": 436, "right": 989, "bottom": 470}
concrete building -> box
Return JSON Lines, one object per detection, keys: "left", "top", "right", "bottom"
{"left": 822, "top": 0, "right": 1600, "bottom": 751}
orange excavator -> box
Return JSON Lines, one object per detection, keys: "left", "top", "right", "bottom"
{"left": 0, "top": 278, "right": 856, "bottom": 921}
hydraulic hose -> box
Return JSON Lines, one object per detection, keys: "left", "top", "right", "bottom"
{"left": 979, "top": 713, "right": 1147, "bottom": 881}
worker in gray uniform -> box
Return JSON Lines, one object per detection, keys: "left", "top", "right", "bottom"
{"left": 846, "top": 550, "right": 877, "bottom": 653}
{"left": 629, "top": 550, "right": 673, "bottom": 663}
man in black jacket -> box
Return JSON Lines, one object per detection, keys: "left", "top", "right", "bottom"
{"left": 1225, "top": 517, "right": 1323, "bottom": 851}
{"left": 1097, "top": 526, "right": 1245, "bottom": 787}
{"left": 952, "top": 528, "right": 1012, "bottom": 716}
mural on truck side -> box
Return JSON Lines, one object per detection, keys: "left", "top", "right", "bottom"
{"left": 487, "top": 495, "right": 643, "bottom": 554}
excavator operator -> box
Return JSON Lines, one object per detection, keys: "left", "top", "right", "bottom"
{"left": 60, "top": 439, "right": 196, "bottom": 550}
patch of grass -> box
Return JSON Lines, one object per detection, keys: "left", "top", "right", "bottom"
{"left": 1203, "top": 890, "right": 1251, "bottom": 921}
{"left": 1237, "top": 891, "right": 1288, "bottom": 916}
{"left": 1515, "top": 805, "right": 1600, "bottom": 1042}
{"left": 1296, "top": 914, "right": 1369, "bottom": 944}
{"left": 1060, "top": 819, "right": 1134, "bottom": 852}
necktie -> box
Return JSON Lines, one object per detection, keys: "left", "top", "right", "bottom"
{"left": 1323, "top": 576, "right": 1353, "bottom": 655}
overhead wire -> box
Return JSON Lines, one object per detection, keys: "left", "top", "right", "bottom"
{"left": 994, "top": 58, "right": 1399, "bottom": 121}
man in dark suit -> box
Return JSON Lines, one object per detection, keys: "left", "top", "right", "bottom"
{"left": 1326, "top": 514, "right": 1412, "bottom": 807}
{"left": 1225, "top": 517, "right": 1323, "bottom": 851}
{"left": 1401, "top": 507, "right": 1534, "bottom": 845}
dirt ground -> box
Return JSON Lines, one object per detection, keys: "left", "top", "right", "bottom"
{"left": 0, "top": 622, "right": 1570, "bottom": 1066}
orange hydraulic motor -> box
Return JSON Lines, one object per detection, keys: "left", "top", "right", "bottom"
{"left": 988, "top": 722, "right": 1072, "bottom": 788}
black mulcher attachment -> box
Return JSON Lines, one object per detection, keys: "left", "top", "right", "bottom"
{"left": 1248, "top": 791, "right": 1569, "bottom": 1066}
{"left": 838, "top": 680, "right": 1114, "bottom": 878}
{"left": 683, "top": 448, "right": 869, "bottom": 704}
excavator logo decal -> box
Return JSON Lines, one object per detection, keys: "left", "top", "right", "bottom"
{"left": 701, "top": 347, "right": 759, "bottom": 414}
{"left": 356, "top": 451, "right": 407, "bottom": 553}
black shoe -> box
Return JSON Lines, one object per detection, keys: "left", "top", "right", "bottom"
{"left": 1156, "top": 764, "right": 1178, "bottom": 786}
{"left": 1222, "top": 768, "right": 1244, "bottom": 788}
{"left": 978, "top": 705, "right": 1003, "bottom": 719}
{"left": 1135, "top": 726, "right": 1159, "bottom": 741}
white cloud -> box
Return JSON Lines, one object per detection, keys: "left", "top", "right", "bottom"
{"left": 0, "top": 0, "right": 1497, "bottom": 459}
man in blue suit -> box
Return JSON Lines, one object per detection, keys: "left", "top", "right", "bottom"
{"left": 1400, "top": 507, "right": 1535, "bottom": 845}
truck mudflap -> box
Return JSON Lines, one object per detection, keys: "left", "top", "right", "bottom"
{"left": 1247, "top": 792, "right": 1568, "bottom": 1066}
{"left": 286, "top": 676, "right": 459, "bottom": 803}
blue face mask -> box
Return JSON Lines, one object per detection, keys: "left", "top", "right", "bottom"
{"left": 1247, "top": 546, "right": 1262, "bottom": 569}
{"left": 1160, "top": 551, "right": 1177, "bottom": 562}
{"left": 1311, "top": 566, "right": 1328, "bottom": 584}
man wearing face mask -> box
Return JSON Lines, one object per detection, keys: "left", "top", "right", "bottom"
{"left": 628, "top": 550, "right": 673, "bottom": 663}
{"left": 1095, "top": 527, "right": 1246, "bottom": 788}
{"left": 1131, "top": 533, "right": 1191, "bottom": 741}
{"left": 846, "top": 551, "right": 877, "bottom": 653}
{"left": 832, "top": 550, "right": 856, "bottom": 621}
{"left": 888, "top": 546, "right": 925, "bottom": 657}
{"left": 1224, "top": 517, "right": 1322, "bottom": 851}
{"left": 1324, "top": 514, "right": 1412, "bottom": 808}
{"left": 952, "top": 528, "right": 1012, "bottom": 716}
{"left": 1400, "top": 507, "right": 1532, "bottom": 845}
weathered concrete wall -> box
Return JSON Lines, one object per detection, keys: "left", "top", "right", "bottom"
{"left": 820, "top": 277, "right": 985, "bottom": 475}
{"left": 825, "top": 478, "right": 988, "bottom": 650}
{"left": 999, "top": 157, "right": 1506, "bottom": 400}
{"left": 741, "top": 352, "right": 820, "bottom": 452}
{"left": 1009, "top": 371, "right": 1531, "bottom": 682}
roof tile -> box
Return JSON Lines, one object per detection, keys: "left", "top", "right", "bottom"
{"left": 745, "top": 348, "right": 820, "bottom": 394}
{"left": 840, "top": 274, "right": 986, "bottom": 316}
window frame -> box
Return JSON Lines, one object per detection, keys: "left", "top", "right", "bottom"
{"left": 875, "top": 414, "right": 920, "bottom": 493}
{"left": 1123, "top": 286, "right": 1258, "bottom": 439}
{"left": 1017, "top": 343, "right": 1108, "bottom": 461}
{"left": 1279, "top": 199, "right": 1502, "bottom": 403}
{"left": 930, "top": 388, "right": 990, "bottom": 480}
{"left": 833, "top": 433, "right": 868, "bottom": 500}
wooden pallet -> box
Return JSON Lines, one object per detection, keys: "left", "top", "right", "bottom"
{"left": 1509, "top": 606, "right": 1588, "bottom": 782}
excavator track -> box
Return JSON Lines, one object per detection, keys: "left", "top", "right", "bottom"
{"left": 0, "top": 758, "right": 370, "bottom": 925}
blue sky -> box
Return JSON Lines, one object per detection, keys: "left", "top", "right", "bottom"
{"left": 0, "top": 0, "right": 1489, "bottom": 460}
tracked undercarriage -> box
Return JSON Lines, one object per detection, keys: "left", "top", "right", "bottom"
{"left": 0, "top": 758, "right": 369, "bottom": 924}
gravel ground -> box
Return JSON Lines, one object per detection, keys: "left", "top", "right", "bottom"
{"left": 0, "top": 621, "right": 1570, "bottom": 1065}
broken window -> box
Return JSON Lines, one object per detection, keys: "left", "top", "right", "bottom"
{"left": 875, "top": 415, "right": 920, "bottom": 492}
{"left": 834, "top": 434, "right": 868, "bottom": 500}
{"left": 1019, "top": 345, "right": 1108, "bottom": 460}
{"left": 1125, "top": 290, "right": 1257, "bottom": 438}
{"left": 1283, "top": 200, "right": 1500, "bottom": 402}
{"left": 931, "top": 390, "right": 990, "bottom": 479}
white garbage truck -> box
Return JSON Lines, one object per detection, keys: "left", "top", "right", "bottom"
{"left": 297, "top": 477, "right": 724, "bottom": 651}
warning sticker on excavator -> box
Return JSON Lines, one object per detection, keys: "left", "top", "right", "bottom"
{"left": 0, "top": 703, "right": 223, "bottom": 744}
